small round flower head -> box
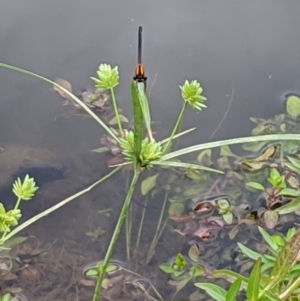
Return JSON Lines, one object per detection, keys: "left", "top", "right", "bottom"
{"left": 0, "top": 203, "right": 21, "bottom": 233}
{"left": 119, "top": 130, "right": 135, "bottom": 163}
{"left": 140, "top": 138, "right": 162, "bottom": 167}
{"left": 13, "top": 174, "right": 39, "bottom": 201}
{"left": 90, "top": 64, "right": 119, "bottom": 92}
{"left": 179, "top": 80, "right": 207, "bottom": 111}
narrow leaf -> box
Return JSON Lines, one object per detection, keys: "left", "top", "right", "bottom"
{"left": 194, "top": 283, "right": 226, "bottom": 301}
{"left": 246, "top": 182, "right": 265, "bottom": 191}
{"left": 237, "top": 243, "right": 265, "bottom": 262}
{"left": 151, "top": 160, "right": 224, "bottom": 173}
{"left": 131, "top": 80, "right": 143, "bottom": 169}
{"left": 226, "top": 278, "right": 241, "bottom": 301}
{"left": 258, "top": 226, "right": 278, "bottom": 251}
{"left": 246, "top": 257, "right": 261, "bottom": 301}
{"left": 275, "top": 196, "right": 300, "bottom": 215}
{"left": 278, "top": 188, "right": 300, "bottom": 197}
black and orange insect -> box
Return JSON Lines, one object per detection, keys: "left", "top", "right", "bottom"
{"left": 133, "top": 26, "right": 147, "bottom": 88}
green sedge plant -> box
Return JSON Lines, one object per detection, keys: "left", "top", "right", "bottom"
{"left": 195, "top": 226, "right": 300, "bottom": 301}
{"left": 2, "top": 29, "right": 300, "bottom": 301}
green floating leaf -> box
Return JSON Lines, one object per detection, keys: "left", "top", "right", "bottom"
{"left": 245, "top": 182, "right": 265, "bottom": 191}
{"left": 108, "top": 114, "right": 129, "bottom": 125}
{"left": 223, "top": 212, "right": 233, "bottom": 224}
{"left": 188, "top": 243, "right": 200, "bottom": 263}
{"left": 197, "top": 149, "right": 212, "bottom": 165}
{"left": 286, "top": 95, "right": 300, "bottom": 119}
{"left": 194, "top": 283, "right": 226, "bottom": 301}
{"left": 263, "top": 210, "right": 279, "bottom": 229}
{"left": 275, "top": 196, "right": 300, "bottom": 215}
{"left": 168, "top": 202, "right": 184, "bottom": 216}
{"left": 141, "top": 173, "right": 160, "bottom": 196}
{"left": 255, "top": 144, "right": 278, "bottom": 161}
{"left": 226, "top": 278, "right": 241, "bottom": 301}
{"left": 220, "top": 145, "right": 238, "bottom": 158}
{"left": 246, "top": 257, "right": 261, "bottom": 301}
{"left": 159, "top": 262, "right": 173, "bottom": 274}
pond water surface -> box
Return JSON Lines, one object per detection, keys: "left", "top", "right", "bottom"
{"left": 1, "top": 1, "right": 300, "bottom": 300}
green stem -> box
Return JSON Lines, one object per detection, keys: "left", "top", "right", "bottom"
{"left": 258, "top": 277, "right": 279, "bottom": 299}
{"left": 93, "top": 171, "right": 140, "bottom": 301}
{"left": 14, "top": 197, "right": 22, "bottom": 210}
{"left": 125, "top": 171, "right": 132, "bottom": 261}
{"left": 162, "top": 101, "right": 187, "bottom": 154}
{"left": 110, "top": 87, "right": 123, "bottom": 136}
{"left": 0, "top": 167, "right": 121, "bottom": 245}
{"left": 134, "top": 194, "right": 148, "bottom": 252}
{"left": 279, "top": 275, "right": 300, "bottom": 299}
{"left": 146, "top": 190, "right": 168, "bottom": 263}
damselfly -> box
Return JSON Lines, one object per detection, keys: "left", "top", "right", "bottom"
{"left": 133, "top": 26, "right": 147, "bottom": 88}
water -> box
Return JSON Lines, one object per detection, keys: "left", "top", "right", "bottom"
{"left": 1, "top": 1, "right": 300, "bottom": 300}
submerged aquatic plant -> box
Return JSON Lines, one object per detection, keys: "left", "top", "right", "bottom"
{"left": 195, "top": 227, "right": 300, "bottom": 300}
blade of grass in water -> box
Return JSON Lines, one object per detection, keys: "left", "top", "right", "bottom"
{"left": 162, "top": 134, "right": 300, "bottom": 161}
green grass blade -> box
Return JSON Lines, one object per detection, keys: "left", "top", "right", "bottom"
{"left": 131, "top": 80, "right": 143, "bottom": 169}
{"left": 160, "top": 127, "right": 196, "bottom": 144}
{"left": 226, "top": 278, "right": 241, "bottom": 301}
{"left": 151, "top": 160, "right": 223, "bottom": 174}
{"left": 0, "top": 62, "right": 119, "bottom": 142}
{"left": 161, "top": 134, "right": 300, "bottom": 161}
{"left": 246, "top": 257, "right": 261, "bottom": 301}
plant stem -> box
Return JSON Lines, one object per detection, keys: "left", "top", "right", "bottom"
{"left": 110, "top": 87, "right": 123, "bottom": 136}
{"left": 279, "top": 275, "right": 300, "bottom": 299}
{"left": 162, "top": 101, "right": 187, "bottom": 154}
{"left": 134, "top": 194, "right": 148, "bottom": 253}
{"left": 125, "top": 172, "right": 131, "bottom": 261}
{"left": 0, "top": 167, "right": 121, "bottom": 245}
{"left": 146, "top": 190, "right": 168, "bottom": 263}
{"left": 14, "top": 197, "right": 22, "bottom": 211}
{"left": 93, "top": 171, "right": 140, "bottom": 301}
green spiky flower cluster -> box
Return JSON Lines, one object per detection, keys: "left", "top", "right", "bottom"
{"left": 179, "top": 80, "right": 207, "bottom": 111}
{"left": 90, "top": 64, "right": 119, "bottom": 91}
{"left": 140, "top": 138, "right": 162, "bottom": 167}
{"left": 13, "top": 174, "right": 39, "bottom": 201}
{"left": 119, "top": 131, "right": 162, "bottom": 167}
{"left": 119, "top": 130, "right": 135, "bottom": 162}
{"left": 0, "top": 204, "right": 21, "bottom": 233}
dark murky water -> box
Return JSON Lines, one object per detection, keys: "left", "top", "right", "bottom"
{"left": 1, "top": 1, "right": 300, "bottom": 300}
